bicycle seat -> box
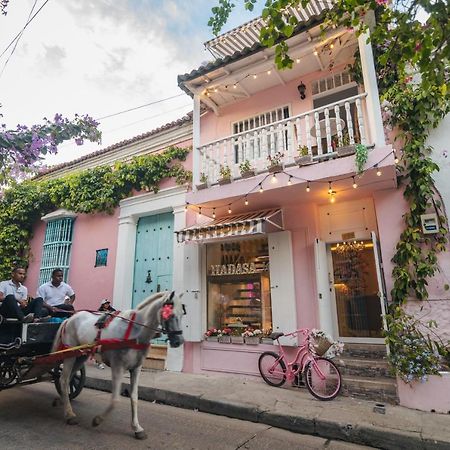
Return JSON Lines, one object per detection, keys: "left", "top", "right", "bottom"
{"left": 269, "top": 332, "right": 284, "bottom": 340}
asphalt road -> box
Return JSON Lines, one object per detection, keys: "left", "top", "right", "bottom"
{"left": 0, "top": 383, "right": 375, "bottom": 450}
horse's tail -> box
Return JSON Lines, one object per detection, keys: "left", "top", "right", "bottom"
{"left": 136, "top": 292, "right": 166, "bottom": 311}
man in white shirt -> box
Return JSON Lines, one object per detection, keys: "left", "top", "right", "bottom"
{"left": 37, "top": 268, "right": 75, "bottom": 318}
{"left": 0, "top": 267, "right": 44, "bottom": 323}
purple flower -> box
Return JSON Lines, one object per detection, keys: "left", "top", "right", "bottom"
{"left": 75, "top": 137, "right": 84, "bottom": 146}
{"left": 54, "top": 113, "right": 63, "bottom": 124}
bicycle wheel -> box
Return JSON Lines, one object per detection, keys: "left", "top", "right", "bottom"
{"left": 258, "top": 351, "right": 287, "bottom": 387}
{"left": 305, "top": 357, "right": 341, "bottom": 400}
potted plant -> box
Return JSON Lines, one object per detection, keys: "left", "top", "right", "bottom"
{"left": 204, "top": 328, "right": 219, "bottom": 342}
{"left": 334, "top": 132, "right": 356, "bottom": 157}
{"left": 218, "top": 327, "right": 232, "bottom": 344}
{"left": 230, "top": 327, "right": 245, "bottom": 344}
{"left": 242, "top": 327, "right": 262, "bottom": 345}
{"left": 196, "top": 172, "right": 208, "bottom": 190}
{"left": 385, "top": 307, "right": 450, "bottom": 413}
{"left": 239, "top": 160, "right": 255, "bottom": 178}
{"left": 218, "top": 164, "right": 232, "bottom": 185}
{"left": 295, "top": 145, "right": 313, "bottom": 166}
{"left": 266, "top": 152, "right": 284, "bottom": 173}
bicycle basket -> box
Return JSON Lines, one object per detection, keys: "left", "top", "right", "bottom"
{"left": 311, "top": 336, "right": 332, "bottom": 356}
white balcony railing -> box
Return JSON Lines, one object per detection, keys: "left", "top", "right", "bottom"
{"left": 198, "top": 93, "right": 368, "bottom": 185}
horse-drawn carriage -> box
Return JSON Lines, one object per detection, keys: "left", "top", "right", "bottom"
{"left": 0, "top": 320, "right": 85, "bottom": 399}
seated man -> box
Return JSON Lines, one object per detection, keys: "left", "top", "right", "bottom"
{"left": 38, "top": 268, "right": 76, "bottom": 318}
{"left": 0, "top": 266, "right": 44, "bottom": 323}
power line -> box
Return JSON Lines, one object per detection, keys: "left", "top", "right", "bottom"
{"left": 0, "top": 0, "right": 39, "bottom": 77}
{"left": 0, "top": 0, "right": 50, "bottom": 60}
{"left": 96, "top": 93, "right": 186, "bottom": 120}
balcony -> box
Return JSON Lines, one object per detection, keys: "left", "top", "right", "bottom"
{"left": 197, "top": 93, "right": 369, "bottom": 188}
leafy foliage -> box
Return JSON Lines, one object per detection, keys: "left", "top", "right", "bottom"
{"left": 0, "top": 146, "right": 191, "bottom": 279}
{"left": 354, "top": 143, "right": 368, "bottom": 174}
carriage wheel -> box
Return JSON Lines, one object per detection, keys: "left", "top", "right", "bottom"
{"left": 54, "top": 365, "right": 86, "bottom": 400}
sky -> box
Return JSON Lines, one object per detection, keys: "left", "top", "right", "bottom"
{"left": 0, "top": 0, "right": 262, "bottom": 166}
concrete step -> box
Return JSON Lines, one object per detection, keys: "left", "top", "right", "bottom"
{"left": 341, "top": 375, "right": 398, "bottom": 404}
{"left": 335, "top": 356, "right": 393, "bottom": 379}
{"left": 142, "top": 344, "right": 167, "bottom": 371}
{"left": 142, "top": 357, "right": 165, "bottom": 370}
{"left": 342, "top": 343, "right": 387, "bottom": 359}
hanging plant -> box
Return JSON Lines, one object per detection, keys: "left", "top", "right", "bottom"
{"left": 354, "top": 144, "right": 368, "bottom": 174}
{"left": 0, "top": 146, "right": 191, "bottom": 279}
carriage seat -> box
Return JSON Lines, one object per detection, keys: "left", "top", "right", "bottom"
{"left": 0, "top": 321, "right": 61, "bottom": 346}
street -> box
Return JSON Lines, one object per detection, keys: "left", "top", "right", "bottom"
{"left": 0, "top": 383, "right": 375, "bottom": 450}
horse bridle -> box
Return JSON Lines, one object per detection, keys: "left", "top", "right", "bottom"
{"left": 160, "top": 291, "right": 183, "bottom": 338}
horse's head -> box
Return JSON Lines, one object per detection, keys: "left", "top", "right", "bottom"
{"left": 160, "top": 291, "right": 184, "bottom": 348}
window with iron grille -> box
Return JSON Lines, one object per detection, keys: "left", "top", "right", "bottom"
{"left": 38, "top": 218, "right": 74, "bottom": 286}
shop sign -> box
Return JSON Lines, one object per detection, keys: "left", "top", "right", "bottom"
{"left": 209, "top": 262, "right": 268, "bottom": 276}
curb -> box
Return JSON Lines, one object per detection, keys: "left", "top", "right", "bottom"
{"left": 85, "top": 376, "right": 448, "bottom": 450}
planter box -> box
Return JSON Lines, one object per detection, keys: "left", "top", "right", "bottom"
{"left": 204, "top": 336, "right": 218, "bottom": 342}
{"left": 336, "top": 145, "right": 356, "bottom": 157}
{"left": 218, "top": 177, "right": 231, "bottom": 185}
{"left": 397, "top": 372, "right": 450, "bottom": 413}
{"left": 267, "top": 164, "right": 283, "bottom": 173}
{"left": 240, "top": 170, "right": 256, "bottom": 179}
{"left": 218, "top": 335, "right": 231, "bottom": 344}
{"left": 196, "top": 182, "right": 208, "bottom": 190}
{"left": 244, "top": 336, "right": 260, "bottom": 345}
{"left": 295, "top": 155, "right": 313, "bottom": 166}
{"left": 231, "top": 336, "right": 244, "bottom": 344}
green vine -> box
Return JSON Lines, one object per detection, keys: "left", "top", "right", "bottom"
{"left": 0, "top": 146, "right": 191, "bottom": 279}
{"left": 354, "top": 143, "right": 368, "bottom": 175}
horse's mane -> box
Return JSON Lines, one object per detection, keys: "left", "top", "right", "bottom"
{"left": 135, "top": 292, "right": 166, "bottom": 311}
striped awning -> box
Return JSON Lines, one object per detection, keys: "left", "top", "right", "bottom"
{"left": 204, "top": 1, "right": 334, "bottom": 59}
{"left": 176, "top": 209, "right": 283, "bottom": 243}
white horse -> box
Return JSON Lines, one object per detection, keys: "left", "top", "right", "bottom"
{"left": 52, "top": 291, "right": 184, "bottom": 439}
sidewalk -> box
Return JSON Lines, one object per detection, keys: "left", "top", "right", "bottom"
{"left": 84, "top": 364, "right": 450, "bottom": 450}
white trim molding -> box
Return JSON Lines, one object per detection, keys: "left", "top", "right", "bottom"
{"left": 41, "top": 209, "right": 77, "bottom": 223}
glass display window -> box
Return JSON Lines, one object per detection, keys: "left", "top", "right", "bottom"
{"left": 206, "top": 238, "right": 272, "bottom": 334}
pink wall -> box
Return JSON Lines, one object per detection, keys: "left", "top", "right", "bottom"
{"left": 200, "top": 64, "right": 349, "bottom": 145}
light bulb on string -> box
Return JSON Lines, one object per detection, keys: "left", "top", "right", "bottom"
{"left": 313, "top": 49, "right": 318, "bottom": 56}
{"left": 228, "top": 205, "right": 232, "bottom": 214}
{"left": 233, "top": 83, "right": 237, "bottom": 89}
{"left": 288, "top": 176, "right": 292, "bottom": 186}
{"left": 271, "top": 173, "right": 278, "bottom": 184}
{"left": 198, "top": 207, "right": 202, "bottom": 216}
{"left": 306, "top": 181, "right": 310, "bottom": 192}
{"left": 259, "top": 183, "right": 264, "bottom": 193}
{"left": 329, "top": 191, "right": 336, "bottom": 203}
{"left": 352, "top": 176, "right": 358, "bottom": 189}
{"left": 376, "top": 165, "right": 382, "bottom": 177}
{"left": 330, "top": 43, "right": 334, "bottom": 49}
{"left": 185, "top": 203, "right": 188, "bottom": 211}
{"left": 212, "top": 208, "right": 216, "bottom": 219}
{"left": 394, "top": 152, "right": 399, "bottom": 164}
{"left": 244, "top": 196, "right": 249, "bottom": 206}
{"left": 267, "top": 69, "right": 271, "bottom": 75}
{"left": 328, "top": 181, "right": 333, "bottom": 194}
{"left": 296, "top": 58, "right": 301, "bottom": 63}
{"left": 253, "top": 74, "right": 257, "bottom": 79}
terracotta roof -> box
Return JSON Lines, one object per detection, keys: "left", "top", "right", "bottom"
{"left": 36, "top": 113, "right": 193, "bottom": 179}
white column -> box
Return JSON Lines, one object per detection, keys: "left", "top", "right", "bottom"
{"left": 358, "top": 28, "right": 385, "bottom": 147}
{"left": 193, "top": 94, "right": 201, "bottom": 188}
{"left": 112, "top": 216, "right": 137, "bottom": 311}
{"left": 172, "top": 205, "right": 186, "bottom": 295}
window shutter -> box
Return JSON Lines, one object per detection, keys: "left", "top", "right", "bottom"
{"left": 268, "top": 231, "right": 297, "bottom": 346}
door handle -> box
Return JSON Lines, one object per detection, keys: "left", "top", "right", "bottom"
{"left": 145, "top": 270, "right": 152, "bottom": 284}
{"left": 157, "top": 284, "right": 161, "bottom": 292}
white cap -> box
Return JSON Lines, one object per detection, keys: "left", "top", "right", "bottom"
{"left": 101, "top": 299, "right": 110, "bottom": 305}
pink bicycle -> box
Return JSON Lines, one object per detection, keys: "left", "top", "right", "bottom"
{"left": 258, "top": 328, "right": 342, "bottom": 400}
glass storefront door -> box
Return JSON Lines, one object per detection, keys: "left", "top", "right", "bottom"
{"left": 206, "top": 238, "right": 272, "bottom": 334}
{"left": 330, "top": 240, "right": 383, "bottom": 338}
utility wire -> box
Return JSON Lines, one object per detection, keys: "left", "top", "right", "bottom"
{"left": 97, "top": 93, "right": 186, "bottom": 120}
{"left": 0, "top": 0, "right": 39, "bottom": 78}
{"left": 0, "top": 0, "right": 50, "bottom": 60}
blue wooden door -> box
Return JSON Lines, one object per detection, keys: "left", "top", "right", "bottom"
{"left": 132, "top": 212, "right": 174, "bottom": 345}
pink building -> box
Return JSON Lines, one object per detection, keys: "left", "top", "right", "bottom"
{"left": 175, "top": 2, "right": 450, "bottom": 403}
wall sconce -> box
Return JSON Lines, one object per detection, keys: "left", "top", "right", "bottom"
{"left": 297, "top": 82, "right": 306, "bottom": 100}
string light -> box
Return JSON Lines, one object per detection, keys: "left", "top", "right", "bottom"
{"left": 233, "top": 83, "right": 237, "bottom": 89}
{"left": 329, "top": 191, "right": 336, "bottom": 203}
{"left": 253, "top": 74, "right": 257, "bottom": 79}
{"left": 198, "top": 207, "right": 202, "bottom": 216}
{"left": 376, "top": 165, "right": 382, "bottom": 176}
{"left": 259, "top": 183, "right": 263, "bottom": 193}
{"left": 313, "top": 50, "right": 318, "bottom": 56}
{"left": 330, "top": 43, "right": 334, "bottom": 49}
{"left": 267, "top": 69, "right": 271, "bottom": 75}
{"left": 394, "top": 151, "right": 399, "bottom": 164}
{"left": 288, "top": 176, "right": 292, "bottom": 186}
{"left": 306, "top": 181, "right": 310, "bottom": 192}
{"left": 185, "top": 203, "right": 188, "bottom": 211}
{"left": 212, "top": 208, "right": 216, "bottom": 219}
{"left": 228, "top": 204, "right": 232, "bottom": 214}
{"left": 296, "top": 58, "right": 301, "bottom": 63}
{"left": 271, "top": 173, "right": 278, "bottom": 184}
{"left": 244, "top": 196, "right": 249, "bottom": 206}
{"left": 328, "top": 181, "right": 333, "bottom": 194}
{"left": 352, "top": 176, "right": 358, "bottom": 189}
